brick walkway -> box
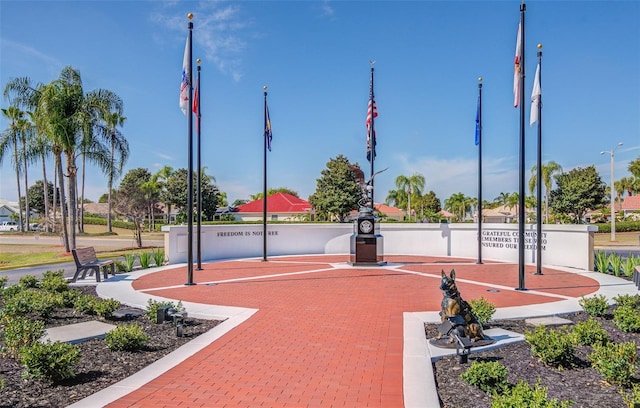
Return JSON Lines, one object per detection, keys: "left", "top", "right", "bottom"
{"left": 104, "top": 255, "right": 600, "bottom": 408}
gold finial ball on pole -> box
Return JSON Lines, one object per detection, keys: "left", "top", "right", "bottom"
{"left": 537, "top": 43, "right": 543, "bottom": 49}
{"left": 478, "top": 77, "right": 483, "bottom": 83}
{"left": 263, "top": 85, "right": 268, "bottom": 91}
{"left": 196, "top": 58, "right": 201, "bottom": 64}
{"left": 187, "top": 13, "right": 194, "bottom": 20}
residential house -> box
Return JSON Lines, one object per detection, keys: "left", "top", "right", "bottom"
{"left": 235, "top": 193, "right": 312, "bottom": 221}
{"left": 622, "top": 195, "right": 640, "bottom": 220}
{"left": 0, "top": 198, "right": 19, "bottom": 221}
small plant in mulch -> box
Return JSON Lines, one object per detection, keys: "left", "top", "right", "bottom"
{"left": 104, "top": 324, "right": 150, "bottom": 351}
{"left": 579, "top": 294, "right": 609, "bottom": 317}
{"left": 491, "top": 379, "right": 572, "bottom": 408}
{"left": 468, "top": 297, "right": 496, "bottom": 326}
{"left": 524, "top": 325, "right": 575, "bottom": 369}
{"left": 589, "top": 341, "right": 638, "bottom": 386}
{"left": 18, "top": 341, "right": 80, "bottom": 382}
{"left": 459, "top": 360, "right": 508, "bottom": 394}
{"left": 613, "top": 306, "right": 640, "bottom": 333}
{"left": 570, "top": 317, "right": 610, "bottom": 346}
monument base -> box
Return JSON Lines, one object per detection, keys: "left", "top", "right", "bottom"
{"left": 349, "top": 208, "right": 385, "bottom": 266}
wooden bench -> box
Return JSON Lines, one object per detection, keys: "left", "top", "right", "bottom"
{"left": 71, "top": 247, "right": 115, "bottom": 282}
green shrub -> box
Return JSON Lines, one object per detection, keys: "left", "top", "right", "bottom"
{"left": 92, "top": 298, "right": 121, "bottom": 319}
{"left": 123, "top": 253, "right": 136, "bottom": 272}
{"left": 524, "top": 325, "right": 574, "bottom": 368}
{"left": 613, "top": 305, "right": 640, "bottom": 333}
{"left": 622, "top": 255, "right": 640, "bottom": 278}
{"left": 491, "top": 379, "right": 572, "bottom": 408}
{"left": 613, "top": 294, "right": 640, "bottom": 309}
{"left": 73, "top": 293, "right": 97, "bottom": 315}
{"left": 460, "top": 361, "right": 508, "bottom": 393}
{"left": 40, "top": 270, "right": 69, "bottom": 293}
{"left": 19, "top": 275, "right": 39, "bottom": 289}
{"left": 2, "top": 289, "right": 63, "bottom": 319}
{"left": 1, "top": 316, "right": 45, "bottom": 358}
{"left": 579, "top": 294, "right": 609, "bottom": 317}
{"left": 19, "top": 341, "right": 80, "bottom": 382}
{"left": 620, "top": 383, "right": 640, "bottom": 408}
{"left": 609, "top": 253, "right": 623, "bottom": 277}
{"left": 114, "top": 260, "right": 127, "bottom": 273}
{"left": 571, "top": 317, "right": 609, "bottom": 346}
{"left": 61, "top": 289, "right": 82, "bottom": 308}
{"left": 105, "top": 324, "right": 150, "bottom": 351}
{"left": 152, "top": 248, "right": 165, "bottom": 267}
{"left": 139, "top": 252, "right": 151, "bottom": 269}
{"left": 0, "top": 276, "right": 7, "bottom": 293}
{"left": 589, "top": 341, "right": 637, "bottom": 386}
{"left": 468, "top": 297, "right": 496, "bottom": 326}
{"left": 145, "top": 299, "right": 179, "bottom": 323}
{"left": 594, "top": 251, "right": 610, "bottom": 273}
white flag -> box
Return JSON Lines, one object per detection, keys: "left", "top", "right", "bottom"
{"left": 179, "top": 35, "right": 190, "bottom": 115}
{"left": 530, "top": 62, "right": 541, "bottom": 126}
{"left": 513, "top": 22, "right": 522, "bottom": 108}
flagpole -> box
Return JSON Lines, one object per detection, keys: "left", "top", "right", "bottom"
{"left": 369, "top": 61, "right": 375, "bottom": 208}
{"left": 477, "top": 77, "right": 483, "bottom": 264}
{"left": 535, "top": 44, "right": 543, "bottom": 275}
{"left": 185, "top": 13, "right": 195, "bottom": 286}
{"left": 196, "top": 59, "right": 202, "bottom": 271}
{"left": 517, "top": 1, "right": 526, "bottom": 291}
{"left": 262, "top": 86, "right": 268, "bottom": 262}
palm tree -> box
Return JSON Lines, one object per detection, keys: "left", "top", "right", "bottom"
{"left": 0, "top": 106, "right": 26, "bottom": 231}
{"left": 444, "top": 192, "right": 469, "bottom": 222}
{"left": 528, "top": 161, "right": 562, "bottom": 223}
{"left": 506, "top": 192, "right": 520, "bottom": 220}
{"left": 101, "top": 110, "right": 128, "bottom": 232}
{"left": 385, "top": 189, "right": 407, "bottom": 211}
{"left": 618, "top": 176, "right": 635, "bottom": 198}
{"left": 394, "top": 173, "right": 425, "bottom": 221}
{"left": 155, "top": 165, "right": 175, "bottom": 224}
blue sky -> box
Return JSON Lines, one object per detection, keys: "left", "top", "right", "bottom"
{"left": 1, "top": 0, "right": 639, "bottom": 207}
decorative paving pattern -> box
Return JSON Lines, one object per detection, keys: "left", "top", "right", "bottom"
{"left": 106, "top": 255, "right": 600, "bottom": 408}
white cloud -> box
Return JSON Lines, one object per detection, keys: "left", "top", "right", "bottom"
{"left": 151, "top": 2, "right": 250, "bottom": 82}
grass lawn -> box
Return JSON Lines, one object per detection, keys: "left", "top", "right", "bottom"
{"left": 0, "top": 224, "right": 162, "bottom": 270}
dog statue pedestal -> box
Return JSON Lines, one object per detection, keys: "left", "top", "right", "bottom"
{"left": 349, "top": 207, "right": 385, "bottom": 266}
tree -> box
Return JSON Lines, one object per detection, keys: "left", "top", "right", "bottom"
{"left": 528, "top": 161, "right": 562, "bottom": 223}
{"left": 618, "top": 176, "right": 635, "bottom": 197}
{"left": 444, "top": 192, "right": 471, "bottom": 222}
{"left": 549, "top": 166, "right": 607, "bottom": 223}
{"left": 629, "top": 157, "right": 640, "bottom": 179}
{"left": 309, "top": 155, "right": 361, "bottom": 222}
{"left": 113, "top": 168, "right": 152, "bottom": 247}
{"left": 26, "top": 180, "right": 55, "bottom": 216}
{"left": 251, "top": 187, "right": 299, "bottom": 201}
{"left": 155, "top": 166, "right": 175, "bottom": 223}
{"left": 101, "top": 110, "right": 128, "bottom": 233}
{"left": 163, "top": 168, "right": 220, "bottom": 222}
{"left": 0, "top": 106, "right": 26, "bottom": 231}
{"left": 413, "top": 190, "right": 441, "bottom": 221}
{"left": 394, "top": 173, "right": 425, "bottom": 222}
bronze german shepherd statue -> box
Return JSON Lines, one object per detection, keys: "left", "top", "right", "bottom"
{"left": 438, "top": 269, "right": 486, "bottom": 342}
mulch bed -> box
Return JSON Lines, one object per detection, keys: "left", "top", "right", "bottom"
{"left": 0, "top": 286, "right": 223, "bottom": 408}
{"left": 425, "top": 311, "right": 640, "bottom": 408}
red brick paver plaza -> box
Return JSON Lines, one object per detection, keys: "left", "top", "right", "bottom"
{"left": 107, "top": 255, "right": 600, "bottom": 408}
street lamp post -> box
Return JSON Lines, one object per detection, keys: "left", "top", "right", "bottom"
{"left": 601, "top": 142, "right": 623, "bottom": 242}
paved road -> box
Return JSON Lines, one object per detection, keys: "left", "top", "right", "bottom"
{"left": 0, "top": 234, "right": 163, "bottom": 286}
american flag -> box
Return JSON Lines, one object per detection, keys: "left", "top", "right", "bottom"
{"left": 366, "top": 84, "right": 378, "bottom": 162}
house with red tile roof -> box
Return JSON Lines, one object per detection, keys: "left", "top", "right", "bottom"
{"left": 622, "top": 195, "right": 640, "bottom": 219}
{"left": 235, "top": 193, "right": 312, "bottom": 222}
{"left": 348, "top": 203, "right": 406, "bottom": 222}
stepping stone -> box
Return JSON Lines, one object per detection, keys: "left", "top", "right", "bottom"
{"left": 525, "top": 316, "right": 574, "bottom": 327}
{"left": 41, "top": 321, "right": 116, "bottom": 344}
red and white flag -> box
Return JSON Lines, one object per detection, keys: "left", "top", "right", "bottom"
{"left": 179, "top": 35, "right": 190, "bottom": 115}
{"left": 513, "top": 22, "right": 522, "bottom": 108}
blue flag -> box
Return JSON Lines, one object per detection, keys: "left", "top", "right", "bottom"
{"left": 265, "top": 102, "right": 272, "bottom": 151}
{"left": 474, "top": 94, "right": 480, "bottom": 146}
